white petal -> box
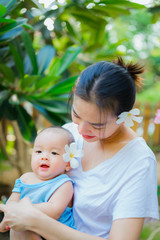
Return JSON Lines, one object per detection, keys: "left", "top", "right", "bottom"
{"left": 118, "top": 112, "right": 128, "bottom": 118}
{"left": 132, "top": 116, "right": 143, "bottom": 123}
{"left": 70, "top": 142, "right": 77, "bottom": 152}
{"left": 116, "top": 118, "right": 125, "bottom": 125}
{"left": 65, "top": 144, "right": 70, "bottom": 153}
{"left": 70, "top": 158, "right": 79, "bottom": 168}
{"left": 124, "top": 118, "right": 134, "bottom": 127}
{"left": 63, "top": 153, "right": 70, "bottom": 162}
{"left": 130, "top": 108, "right": 140, "bottom": 115}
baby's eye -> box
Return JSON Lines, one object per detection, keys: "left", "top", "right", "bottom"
{"left": 52, "top": 152, "right": 59, "bottom": 155}
{"left": 36, "top": 150, "right": 42, "bottom": 153}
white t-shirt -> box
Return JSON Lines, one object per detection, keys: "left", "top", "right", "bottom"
{"left": 63, "top": 122, "right": 159, "bottom": 239}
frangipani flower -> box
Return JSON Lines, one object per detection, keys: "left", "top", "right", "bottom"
{"left": 154, "top": 109, "right": 160, "bottom": 124}
{"left": 63, "top": 142, "right": 84, "bottom": 169}
{"left": 116, "top": 108, "right": 143, "bottom": 127}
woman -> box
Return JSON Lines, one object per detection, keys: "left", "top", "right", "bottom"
{"left": 0, "top": 57, "right": 159, "bottom": 240}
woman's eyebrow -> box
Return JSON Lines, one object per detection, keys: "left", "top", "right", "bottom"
{"left": 72, "top": 107, "right": 79, "bottom": 116}
{"left": 72, "top": 107, "right": 106, "bottom": 126}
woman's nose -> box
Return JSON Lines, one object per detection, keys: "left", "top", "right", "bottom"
{"left": 78, "top": 121, "right": 89, "bottom": 135}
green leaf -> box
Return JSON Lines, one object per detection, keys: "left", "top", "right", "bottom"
{"left": 46, "top": 76, "right": 78, "bottom": 96}
{"left": 92, "top": 5, "right": 130, "bottom": 17}
{"left": 23, "top": 23, "right": 33, "bottom": 30}
{"left": 34, "top": 75, "right": 60, "bottom": 92}
{"left": 0, "top": 90, "right": 10, "bottom": 105}
{"left": 0, "top": 63, "right": 14, "bottom": 83}
{"left": 20, "top": 75, "right": 41, "bottom": 90}
{"left": 37, "top": 45, "right": 56, "bottom": 74}
{"left": 9, "top": 43, "right": 24, "bottom": 78}
{"left": 47, "top": 57, "right": 61, "bottom": 77}
{"left": 33, "top": 104, "right": 69, "bottom": 126}
{"left": 52, "top": 46, "right": 81, "bottom": 76}
{"left": 31, "top": 99, "right": 68, "bottom": 114}
{"left": 0, "top": 0, "right": 17, "bottom": 10}
{"left": 2, "top": 100, "right": 18, "bottom": 120}
{"left": 16, "top": 105, "right": 37, "bottom": 142}
{"left": 0, "top": 19, "right": 27, "bottom": 35}
{"left": 0, "top": 18, "right": 15, "bottom": 23}
{"left": 21, "top": 30, "right": 38, "bottom": 74}
{"left": 65, "top": 20, "right": 77, "bottom": 38}
{"left": 98, "top": 0, "right": 146, "bottom": 9}
{"left": 0, "top": 27, "right": 23, "bottom": 44}
{"left": 0, "top": 4, "right": 6, "bottom": 17}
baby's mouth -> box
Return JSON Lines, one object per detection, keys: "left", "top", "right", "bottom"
{"left": 40, "top": 163, "right": 49, "bottom": 168}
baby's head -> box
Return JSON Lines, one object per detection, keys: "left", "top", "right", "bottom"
{"left": 31, "top": 126, "right": 75, "bottom": 180}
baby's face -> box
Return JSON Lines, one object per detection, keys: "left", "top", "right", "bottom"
{"left": 31, "top": 129, "right": 68, "bottom": 181}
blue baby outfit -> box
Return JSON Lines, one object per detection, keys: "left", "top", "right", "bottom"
{"left": 12, "top": 174, "right": 76, "bottom": 229}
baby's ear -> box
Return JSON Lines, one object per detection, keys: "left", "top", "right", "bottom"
{"left": 65, "top": 162, "right": 71, "bottom": 171}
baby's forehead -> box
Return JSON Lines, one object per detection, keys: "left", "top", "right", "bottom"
{"left": 35, "top": 128, "right": 69, "bottom": 143}
{"left": 39, "top": 128, "right": 68, "bottom": 137}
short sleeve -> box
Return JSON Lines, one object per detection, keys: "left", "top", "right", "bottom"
{"left": 112, "top": 157, "right": 159, "bottom": 222}
{"left": 12, "top": 179, "right": 22, "bottom": 193}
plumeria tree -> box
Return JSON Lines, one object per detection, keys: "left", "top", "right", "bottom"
{"left": 0, "top": 0, "right": 82, "bottom": 175}
{"left": 0, "top": 0, "right": 151, "bottom": 178}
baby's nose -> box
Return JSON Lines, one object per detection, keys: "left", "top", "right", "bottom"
{"left": 41, "top": 155, "right": 49, "bottom": 160}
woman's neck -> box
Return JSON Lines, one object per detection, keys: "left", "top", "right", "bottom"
{"left": 101, "top": 125, "right": 137, "bottom": 145}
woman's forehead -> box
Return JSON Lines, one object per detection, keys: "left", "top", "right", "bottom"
{"left": 72, "top": 95, "right": 114, "bottom": 123}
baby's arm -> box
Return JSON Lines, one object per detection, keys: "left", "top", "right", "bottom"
{"left": 34, "top": 181, "right": 73, "bottom": 219}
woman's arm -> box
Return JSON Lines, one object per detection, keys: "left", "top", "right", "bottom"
{"left": 0, "top": 198, "right": 144, "bottom": 240}
{"left": 0, "top": 198, "right": 104, "bottom": 240}
{"left": 0, "top": 192, "right": 20, "bottom": 232}
{"left": 109, "top": 218, "right": 144, "bottom": 240}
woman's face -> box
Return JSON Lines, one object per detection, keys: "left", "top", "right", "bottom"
{"left": 72, "top": 95, "right": 120, "bottom": 142}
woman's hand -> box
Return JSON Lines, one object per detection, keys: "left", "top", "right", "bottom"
{"left": 0, "top": 215, "right": 10, "bottom": 232}
{"left": 0, "top": 197, "right": 37, "bottom": 232}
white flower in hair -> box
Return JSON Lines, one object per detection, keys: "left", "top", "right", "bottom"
{"left": 116, "top": 108, "right": 143, "bottom": 127}
{"left": 63, "top": 142, "right": 84, "bottom": 169}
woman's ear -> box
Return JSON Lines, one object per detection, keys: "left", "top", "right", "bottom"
{"left": 65, "top": 162, "right": 71, "bottom": 171}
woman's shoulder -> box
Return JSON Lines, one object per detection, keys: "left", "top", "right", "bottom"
{"left": 121, "top": 127, "right": 155, "bottom": 159}
{"left": 123, "top": 137, "right": 157, "bottom": 171}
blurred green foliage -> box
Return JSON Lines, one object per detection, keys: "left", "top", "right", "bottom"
{"left": 0, "top": 0, "right": 160, "bottom": 172}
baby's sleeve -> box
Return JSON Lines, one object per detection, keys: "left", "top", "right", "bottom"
{"left": 12, "top": 179, "right": 22, "bottom": 193}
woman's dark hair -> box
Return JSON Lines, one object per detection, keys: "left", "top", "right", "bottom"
{"left": 71, "top": 57, "right": 144, "bottom": 116}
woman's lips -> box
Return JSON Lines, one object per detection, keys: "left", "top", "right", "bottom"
{"left": 82, "top": 134, "right": 95, "bottom": 139}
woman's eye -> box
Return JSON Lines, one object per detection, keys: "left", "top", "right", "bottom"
{"left": 92, "top": 126, "right": 101, "bottom": 130}
{"left": 72, "top": 109, "right": 80, "bottom": 118}
{"left": 92, "top": 125, "right": 106, "bottom": 130}
{"left": 52, "top": 152, "right": 58, "bottom": 155}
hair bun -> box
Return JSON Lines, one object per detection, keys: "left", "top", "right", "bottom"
{"left": 113, "top": 57, "right": 144, "bottom": 89}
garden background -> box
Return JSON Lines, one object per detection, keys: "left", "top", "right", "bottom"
{"left": 0, "top": 0, "right": 160, "bottom": 239}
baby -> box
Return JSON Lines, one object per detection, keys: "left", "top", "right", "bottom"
{"left": 0, "top": 126, "right": 83, "bottom": 240}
